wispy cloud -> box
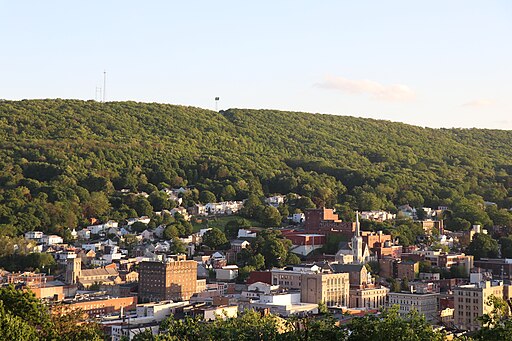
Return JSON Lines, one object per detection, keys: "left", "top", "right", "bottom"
{"left": 316, "top": 75, "right": 415, "bottom": 101}
{"left": 461, "top": 99, "right": 494, "bottom": 108}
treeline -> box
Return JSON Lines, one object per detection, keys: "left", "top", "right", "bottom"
{"left": 0, "top": 99, "right": 511, "bottom": 238}
{"left": 0, "top": 285, "right": 103, "bottom": 340}
{"left": 129, "top": 300, "right": 510, "bottom": 341}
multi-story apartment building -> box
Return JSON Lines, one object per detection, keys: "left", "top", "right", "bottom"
{"left": 349, "top": 286, "right": 389, "bottom": 309}
{"left": 271, "top": 264, "right": 350, "bottom": 307}
{"left": 138, "top": 255, "right": 197, "bottom": 302}
{"left": 301, "top": 272, "right": 350, "bottom": 307}
{"left": 454, "top": 280, "right": 512, "bottom": 331}
{"left": 388, "top": 291, "right": 439, "bottom": 322}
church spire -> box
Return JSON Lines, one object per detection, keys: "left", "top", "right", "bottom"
{"left": 356, "top": 210, "right": 360, "bottom": 236}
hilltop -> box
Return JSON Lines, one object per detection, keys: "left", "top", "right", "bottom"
{"left": 0, "top": 99, "right": 511, "bottom": 234}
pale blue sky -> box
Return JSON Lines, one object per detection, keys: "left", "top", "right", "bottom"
{"left": 1, "top": 1, "right": 511, "bottom": 129}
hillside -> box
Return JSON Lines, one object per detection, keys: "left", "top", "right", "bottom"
{"left": 0, "top": 99, "right": 511, "bottom": 235}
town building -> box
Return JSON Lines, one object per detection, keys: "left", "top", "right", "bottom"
{"left": 361, "top": 231, "right": 392, "bottom": 250}
{"left": 300, "top": 271, "right": 350, "bottom": 307}
{"left": 454, "top": 277, "right": 512, "bottom": 331}
{"left": 473, "top": 258, "right": 512, "bottom": 279}
{"left": 271, "top": 264, "right": 350, "bottom": 307}
{"left": 56, "top": 295, "right": 137, "bottom": 318}
{"left": 349, "top": 286, "right": 389, "bottom": 309}
{"left": 65, "top": 257, "right": 120, "bottom": 288}
{"left": 138, "top": 255, "right": 198, "bottom": 302}
{"left": 388, "top": 291, "right": 439, "bottom": 322}
{"left": 304, "top": 208, "right": 355, "bottom": 237}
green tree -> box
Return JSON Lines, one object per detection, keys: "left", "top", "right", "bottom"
{"left": 467, "top": 233, "right": 500, "bottom": 260}
{"left": 0, "top": 302, "right": 39, "bottom": 341}
{"left": 202, "top": 228, "right": 228, "bottom": 249}
{"left": 133, "top": 196, "right": 153, "bottom": 217}
{"left": 475, "top": 295, "right": 512, "bottom": 340}
{"left": 500, "top": 236, "right": 512, "bottom": 258}
{"left": 163, "top": 225, "right": 179, "bottom": 240}
{"left": 82, "top": 191, "right": 111, "bottom": 219}
{"left": 247, "top": 253, "right": 265, "bottom": 270}
{"left": 259, "top": 206, "right": 282, "bottom": 227}
{"left": 148, "top": 191, "right": 171, "bottom": 211}
{"left": 199, "top": 190, "right": 216, "bottom": 204}
{"left": 131, "top": 221, "right": 148, "bottom": 233}
{"left": 220, "top": 185, "right": 236, "bottom": 201}
{"left": 286, "top": 252, "right": 301, "bottom": 265}
{"left": 261, "top": 238, "right": 287, "bottom": 268}
{"left": 347, "top": 306, "right": 444, "bottom": 341}
{"left": 400, "top": 277, "right": 410, "bottom": 292}
{"left": 170, "top": 237, "right": 187, "bottom": 254}
{"left": 224, "top": 218, "right": 251, "bottom": 239}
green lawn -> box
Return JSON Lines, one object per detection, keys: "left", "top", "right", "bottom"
{"left": 192, "top": 215, "right": 263, "bottom": 232}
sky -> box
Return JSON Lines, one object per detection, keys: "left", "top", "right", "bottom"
{"left": 1, "top": 1, "right": 511, "bottom": 129}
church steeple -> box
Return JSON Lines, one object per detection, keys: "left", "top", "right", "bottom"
{"left": 352, "top": 210, "right": 363, "bottom": 264}
{"left": 356, "top": 210, "right": 360, "bottom": 236}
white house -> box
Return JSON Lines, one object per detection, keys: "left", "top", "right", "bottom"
{"left": 88, "top": 220, "right": 119, "bottom": 234}
{"left": 154, "top": 225, "right": 166, "bottom": 238}
{"left": 288, "top": 213, "right": 305, "bottom": 224}
{"left": 42, "top": 235, "right": 63, "bottom": 245}
{"left": 170, "top": 207, "right": 190, "bottom": 221}
{"left": 237, "top": 229, "right": 257, "bottom": 238}
{"left": 141, "top": 230, "right": 154, "bottom": 241}
{"left": 81, "top": 242, "right": 102, "bottom": 252}
{"left": 215, "top": 265, "right": 239, "bottom": 281}
{"left": 25, "top": 231, "right": 44, "bottom": 242}
{"left": 205, "top": 201, "right": 244, "bottom": 215}
{"left": 398, "top": 205, "right": 417, "bottom": 219}
{"left": 203, "top": 305, "right": 238, "bottom": 321}
{"left": 127, "top": 216, "right": 151, "bottom": 225}
{"left": 265, "top": 195, "right": 286, "bottom": 207}
{"left": 70, "top": 229, "right": 78, "bottom": 240}
{"left": 360, "top": 211, "right": 396, "bottom": 221}
{"left": 242, "top": 282, "right": 280, "bottom": 299}
{"left": 77, "top": 229, "right": 91, "bottom": 240}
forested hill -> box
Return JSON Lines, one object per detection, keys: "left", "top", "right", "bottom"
{"left": 0, "top": 99, "right": 511, "bottom": 235}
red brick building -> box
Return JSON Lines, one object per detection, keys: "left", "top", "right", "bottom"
{"left": 246, "top": 271, "right": 272, "bottom": 285}
{"left": 138, "top": 255, "right": 197, "bottom": 303}
{"left": 57, "top": 296, "right": 137, "bottom": 317}
{"left": 361, "top": 231, "right": 392, "bottom": 250}
{"left": 304, "top": 208, "right": 355, "bottom": 237}
{"left": 282, "top": 232, "right": 326, "bottom": 246}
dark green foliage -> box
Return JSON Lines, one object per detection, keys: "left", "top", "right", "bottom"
{"left": 199, "top": 190, "right": 216, "bottom": 204}
{"left": 0, "top": 99, "right": 511, "bottom": 238}
{"left": 0, "top": 285, "right": 103, "bottom": 340}
{"left": 259, "top": 206, "right": 282, "bottom": 227}
{"left": 202, "top": 228, "right": 228, "bottom": 249}
{"left": 224, "top": 217, "right": 251, "bottom": 239}
{"left": 321, "top": 234, "right": 347, "bottom": 254}
{"left": 347, "top": 306, "right": 444, "bottom": 341}
{"left": 500, "top": 236, "right": 512, "bottom": 258}
{"left": 475, "top": 295, "right": 512, "bottom": 340}
{"left": 129, "top": 306, "right": 446, "bottom": 340}
{"left": 467, "top": 233, "right": 500, "bottom": 260}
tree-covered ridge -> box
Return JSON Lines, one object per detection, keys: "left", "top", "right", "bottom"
{"left": 0, "top": 99, "right": 511, "bottom": 236}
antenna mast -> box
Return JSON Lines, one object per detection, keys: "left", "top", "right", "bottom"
{"left": 103, "top": 70, "right": 107, "bottom": 102}
{"left": 95, "top": 87, "right": 102, "bottom": 101}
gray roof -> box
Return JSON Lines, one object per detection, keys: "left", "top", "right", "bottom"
{"left": 330, "top": 263, "right": 365, "bottom": 273}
